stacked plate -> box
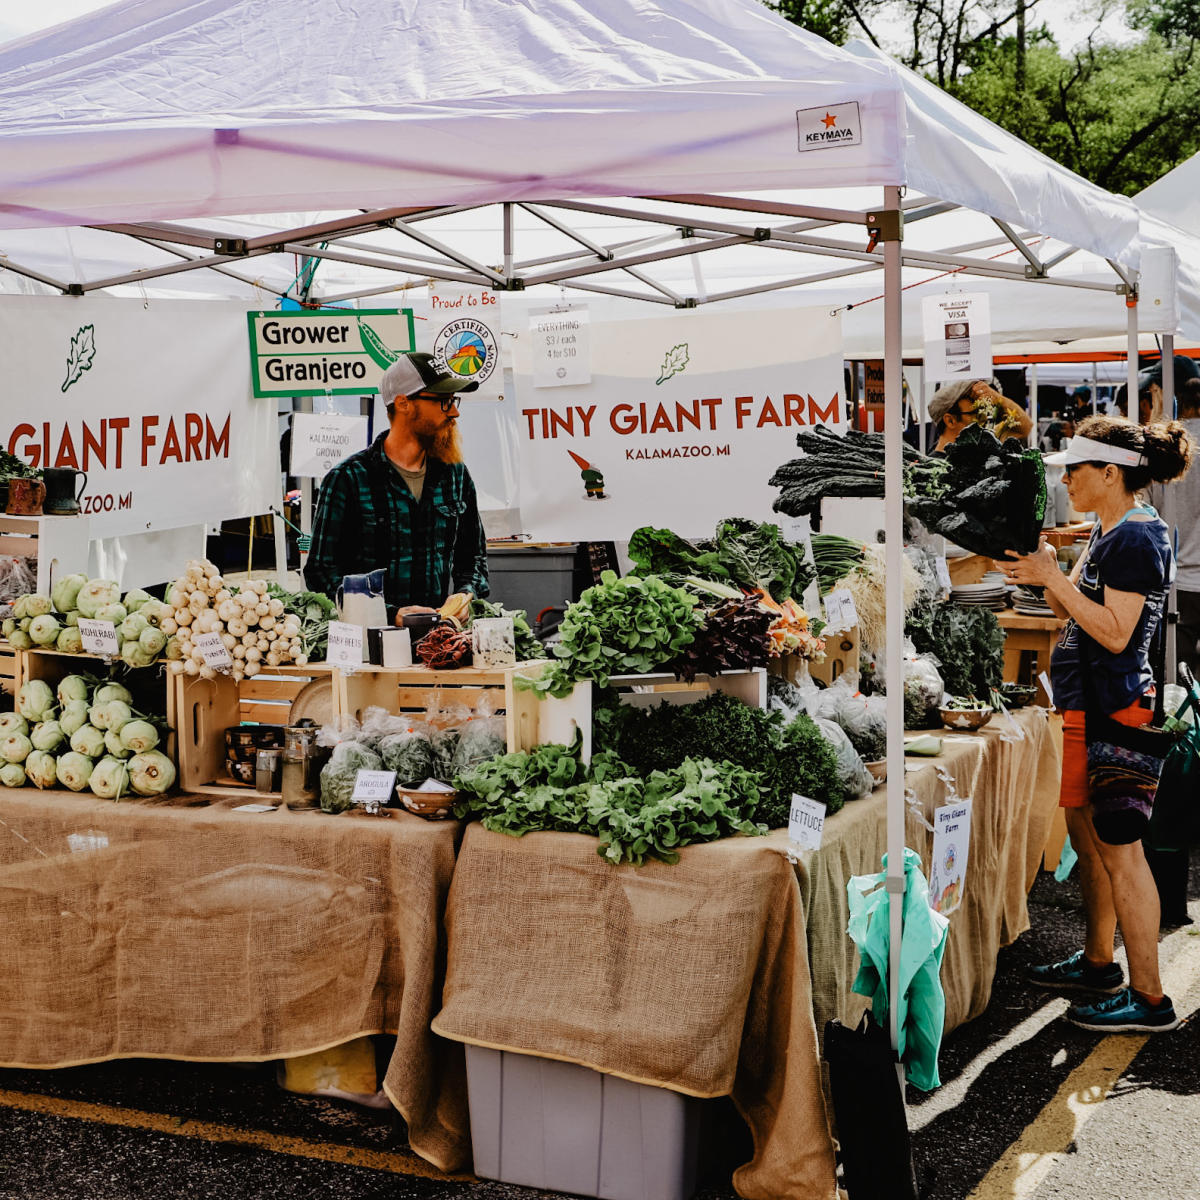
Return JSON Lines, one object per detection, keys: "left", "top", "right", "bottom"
{"left": 950, "top": 572, "right": 1009, "bottom": 610}
{"left": 1012, "top": 586, "right": 1055, "bottom": 617}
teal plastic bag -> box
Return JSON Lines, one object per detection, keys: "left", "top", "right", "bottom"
{"left": 1054, "top": 835, "right": 1078, "bottom": 882}
{"left": 847, "top": 847, "right": 950, "bottom": 1092}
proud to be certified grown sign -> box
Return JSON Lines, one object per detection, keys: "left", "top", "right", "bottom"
{"left": 247, "top": 309, "right": 416, "bottom": 397}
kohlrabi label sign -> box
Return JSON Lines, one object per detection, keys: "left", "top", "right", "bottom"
{"left": 246, "top": 309, "right": 415, "bottom": 397}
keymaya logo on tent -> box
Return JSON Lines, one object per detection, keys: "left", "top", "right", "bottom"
{"left": 62, "top": 324, "right": 96, "bottom": 392}
{"left": 796, "top": 101, "right": 862, "bottom": 152}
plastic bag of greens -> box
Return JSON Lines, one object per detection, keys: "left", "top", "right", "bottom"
{"left": 813, "top": 716, "right": 875, "bottom": 801}
{"left": 319, "top": 740, "right": 383, "bottom": 813}
{"left": 358, "top": 705, "right": 412, "bottom": 753}
{"left": 767, "top": 670, "right": 820, "bottom": 724}
{"left": 379, "top": 725, "right": 436, "bottom": 787}
{"left": 904, "top": 647, "right": 945, "bottom": 730}
{"left": 449, "top": 696, "right": 508, "bottom": 778}
{"left": 807, "top": 674, "right": 888, "bottom": 762}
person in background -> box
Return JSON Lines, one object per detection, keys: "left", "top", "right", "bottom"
{"left": 1136, "top": 355, "right": 1200, "bottom": 426}
{"left": 304, "top": 351, "right": 489, "bottom": 623}
{"left": 1148, "top": 376, "right": 1200, "bottom": 670}
{"left": 927, "top": 377, "right": 1034, "bottom": 455}
{"left": 1040, "top": 410, "right": 1077, "bottom": 453}
{"left": 1003, "top": 415, "right": 1194, "bottom": 1033}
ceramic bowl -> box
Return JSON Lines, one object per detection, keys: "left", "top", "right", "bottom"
{"left": 939, "top": 705, "right": 993, "bottom": 731}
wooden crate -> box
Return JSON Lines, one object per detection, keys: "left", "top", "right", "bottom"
{"left": 808, "top": 626, "right": 860, "bottom": 687}
{"left": 507, "top": 666, "right": 768, "bottom": 764}
{"left": 168, "top": 664, "right": 335, "bottom": 799}
{"left": 0, "top": 639, "right": 17, "bottom": 696}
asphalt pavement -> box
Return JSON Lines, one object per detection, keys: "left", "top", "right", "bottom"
{"left": 1, "top": 851, "right": 1198, "bottom": 1200}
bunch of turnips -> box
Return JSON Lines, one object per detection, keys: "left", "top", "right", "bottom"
{"left": 1, "top": 674, "right": 174, "bottom": 797}
{"left": 164, "top": 560, "right": 307, "bottom": 681}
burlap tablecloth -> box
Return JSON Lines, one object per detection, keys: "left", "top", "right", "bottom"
{"left": 0, "top": 789, "right": 469, "bottom": 1172}
{"left": 799, "top": 704, "right": 1060, "bottom": 1040}
{"left": 433, "top": 705, "right": 1059, "bottom": 1200}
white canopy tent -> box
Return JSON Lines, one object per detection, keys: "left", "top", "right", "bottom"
{"left": 0, "top": 0, "right": 1175, "bottom": 1134}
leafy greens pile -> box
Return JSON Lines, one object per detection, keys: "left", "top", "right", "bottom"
{"left": 906, "top": 602, "right": 1005, "bottom": 699}
{"left": 904, "top": 425, "right": 1047, "bottom": 558}
{"left": 453, "top": 736, "right": 766, "bottom": 866}
{"left": 667, "top": 595, "right": 772, "bottom": 682}
{"left": 596, "top": 691, "right": 846, "bottom": 826}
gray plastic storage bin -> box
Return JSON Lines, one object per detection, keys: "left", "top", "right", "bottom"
{"left": 465, "top": 1045, "right": 703, "bottom": 1200}
{"left": 485, "top": 545, "right": 579, "bottom": 623}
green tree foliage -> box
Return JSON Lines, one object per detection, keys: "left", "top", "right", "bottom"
{"left": 770, "top": 0, "right": 1200, "bottom": 195}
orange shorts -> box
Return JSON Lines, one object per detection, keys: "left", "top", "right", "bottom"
{"left": 1059, "top": 701, "right": 1153, "bottom": 808}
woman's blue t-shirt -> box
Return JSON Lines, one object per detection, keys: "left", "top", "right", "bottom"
{"left": 1050, "top": 514, "right": 1173, "bottom": 713}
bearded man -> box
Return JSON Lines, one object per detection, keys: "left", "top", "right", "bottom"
{"left": 305, "top": 351, "right": 489, "bottom": 623}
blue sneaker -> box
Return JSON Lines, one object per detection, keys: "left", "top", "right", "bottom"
{"left": 1066, "top": 988, "right": 1180, "bottom": 1033}
{"left": 1027, "top": 950, "right": 1124, "bottom": 993}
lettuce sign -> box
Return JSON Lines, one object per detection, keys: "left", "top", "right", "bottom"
{"left": 246, "top": 309, "right": 415, "bottom": 397}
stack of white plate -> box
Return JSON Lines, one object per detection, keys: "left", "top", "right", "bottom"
{"left": 950, "top": 572, "right": 1009, "bottom": 610}
{"left": 1012, "top": 586, "right": 1055, "bottom": 617}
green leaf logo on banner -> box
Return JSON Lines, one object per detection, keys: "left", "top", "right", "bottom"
{"left": 62, "top": 324, "right": 96, "bottom": 392}
{"left": 656, "top": 343, "right": 689, "bottom": 385}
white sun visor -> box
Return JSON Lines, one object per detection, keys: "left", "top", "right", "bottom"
{"left": 1043, "top": 434, "right": 1145, "bottom": 467}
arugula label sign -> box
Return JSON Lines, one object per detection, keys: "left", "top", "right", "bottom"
{"left": 247, "top": 309, "right": 415, "bottom": 397}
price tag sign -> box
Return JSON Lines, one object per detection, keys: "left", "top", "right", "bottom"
{"left": 353, "top": 769, "right": 397, "bottom": 804}
{"left": 787, "top": 794, "right": 827, "bottom": 853}
{"left": 823, "top": 588, "right": 858, "bottom": 632}
{"left": 326, "top": 620, "right": 364, "bottom": 667}
{"left": 935, "top": 556, "right": 952, "bottom": 589}
{"left": 77, "top": 619, "right": 120, "bottom": 657}
{"left": 193, "top": 631, "right": 233, "bottom": 670}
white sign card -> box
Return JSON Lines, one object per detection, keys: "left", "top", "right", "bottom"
{"left": 353, "top": 769, "right": 397, "bottom": 804}
{"left": 787, "top": 794, "right": 827, "bottom": 853}
{"left": 530, "top": 308, "right": 592, "bottom": 388}
{"left": 781, "top": 515, "right": 823, "bottom": 616}
{"left": 326, "top": 621, "right": 365, "bottom": 667}
{"left": 192, "top": 631, "right": 233, "bottom": 670}
{"left": 77, "top": 618, "right": 120, "bottom": 657}
{"left": 921, "top": 292, "right": 993, "bottom": 381}
{"left": 471, "top": 617, "right": 516, "bottom": 667}
{"left": 510, "top": 306, "right": 844, "bottom": 541}
{"left": 929, "top": 799, "right": 973, "bottom": 915}
{"left": 1039, "top": 671, "right": 1055, "bottom": 708}
{"left": 289, "top": 413, "right": 369, "bottom": 478}
{"left": 823, "top": 588, "right": 858, "bottom": 633}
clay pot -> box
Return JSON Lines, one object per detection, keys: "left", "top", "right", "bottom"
{"left": 5, "top": 478, "right": 45, "bottom": 515}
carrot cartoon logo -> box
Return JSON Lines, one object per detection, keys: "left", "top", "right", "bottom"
{"left": 568, "top": 450, "right": 608, "bottom": 499}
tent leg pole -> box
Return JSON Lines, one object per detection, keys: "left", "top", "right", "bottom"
{"left": 1029, "top": 363, "right": 1039, "bottom": 450}
{"left": 883, "top": 185, "right": 907, "bottom": 1075}
{"left": 1127, "top": 297, "right": 1139, "bottom": 420}
{"left": 1164, "top": 334, "right": 1177, "bottom": 685}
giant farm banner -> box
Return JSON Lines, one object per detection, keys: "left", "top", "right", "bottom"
{"left": 511, "top": 306, "right": 844, "bottom": 541}
{"left": 0, "top": 296, "right": 277, "bottom": 539}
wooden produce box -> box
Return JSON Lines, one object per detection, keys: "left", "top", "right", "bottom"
{"left": 168, "top": 664, "right": 335, "bottom": 799}
{"left": 507, "top": 666, "right": 768, "bottom": 764}
{"left": 806, "top": 625, "right": 859, "bottom": 688}
{"left": 19, "top": 647, "right": 176, "bottom": 760}
{"left": 0, "top": 639, "right": 17, "bottom": 696}
{"left": 0, "top": 513, "right": 91, "bottom": 596}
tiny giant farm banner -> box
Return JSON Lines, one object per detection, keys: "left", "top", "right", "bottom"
{"left": 511, "top": 306, "right": 845, "bottom": 541}
{"left": 1, "top": 296, "right": 277, "bottom": 539}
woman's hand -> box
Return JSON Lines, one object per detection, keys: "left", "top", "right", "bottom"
{"left": 1000, "top": 538, "right": 1060, "bottom": 587}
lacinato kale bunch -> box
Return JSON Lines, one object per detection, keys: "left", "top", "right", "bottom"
{"left": 769, "top": 426, "right": 923, "bottom": 518}
{"left": 906, "top": 602, "right": 1005, "bottom": 700}
{"left": 904, "top": 425, "right": 1047, "bottom": 558}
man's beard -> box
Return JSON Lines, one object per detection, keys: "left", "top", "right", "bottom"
{"left": 417, "top": 419, "right": 463, "bottom": 464}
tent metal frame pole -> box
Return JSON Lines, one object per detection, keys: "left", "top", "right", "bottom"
{"left": 518, "top": 202, "right": 614, "bottom": 261}
{"left": 1127, "top": 292, "right": 1140, "bottom": 418}
{"left": 992, "top": 219, "right": 1044, "bottom": 274}
{"left": 1164, "top": 331, "right": 1178, "bottom": 684}
{"left": 0, "top": 257, "right": 73, "bottom": 291}
{"left": 390, "top": 217, "right": 508, "bottom": 286}
{"left": 557, "top": 279, "right": 678, "bottom": 304}
{"left": 881, "top": 186, "right": 907, "bottom": 1077}
{"left": 1029, "top": 363, "right": 1039, "bottom": 449}
{"left": 278, "top": 242, "right": 486, "bottom": 286}
{"left": 131, "top": 235, "right": 287, "bottom": 296}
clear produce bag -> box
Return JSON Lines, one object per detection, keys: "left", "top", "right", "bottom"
{"left": 806, "top": 673, "right": 888, "bottom": 762}
{"left": 813, "top": 715, "right": 875, "bottom": 801}
{"left": 903, "top": 646, "right": 945, "bottom": 730}
{"left": 449, "top": 694, "right": 508, "bottom": 778}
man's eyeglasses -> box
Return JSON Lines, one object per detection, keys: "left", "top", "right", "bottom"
{"left": 416, "top": 392, "right": 462, "bottom": 413}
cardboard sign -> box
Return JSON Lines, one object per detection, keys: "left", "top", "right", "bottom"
{"left": 929, "top": 799, "right": 973, "bottom": 915}
{"left": 787, "top": 794, "right": 827, "bottom": 853}
{"left": 192, "top": 631, "right": 233, "bottom": 670}
{"left": 77, "top": 618, "right": 120, "bottom": 657}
